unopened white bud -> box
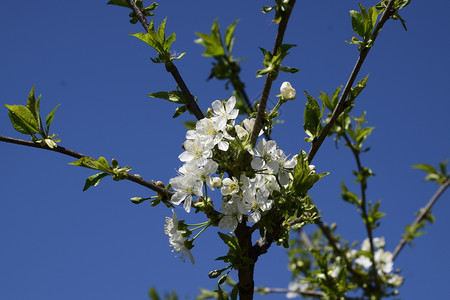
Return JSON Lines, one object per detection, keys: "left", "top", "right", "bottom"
{"left": 211, "top": 177, "right": 222, "bottom": 188}
{"left": 280, "top": 81, "right": 296, "bottom": 100}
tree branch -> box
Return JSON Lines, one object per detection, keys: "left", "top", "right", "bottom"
{"left": 342, "top": 133, "right": 379, "bottom": 286}
{"left": 257, "top": 287, "right": 325, "bottom": 298}
{"left": 250, "top": 0, "right": 296, "bottom": 147}
{"left": 307, "top": 0, "right": 397, "bottom": 163}
{"left": 0, "top": 135, "right": 173, "bottom": 200}
{"left": 392, "top": 178, "right": 450, "bottom": 261}
{"left": 125, "top": 0, "right": 204, "bottom": 120}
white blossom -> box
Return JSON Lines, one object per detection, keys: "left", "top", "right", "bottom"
{"left": 164, "top": 210, "right": 195, "bottom": 264}
{"left": 211, "top": 96, "right": 239, "bottom": 122}
{"left": 169, "top": 173, "right": 202, "bottom": 213}
{"left": 249, "top": 138, "right": 280, "bottom": 173}
{"left": 219, "top": 198, "right": 243, "bottom": 233}
{"left": 280, "top": 81, "right": 296, "bottom": 100}
{"left": 221, "top": 177, "right": 240, "bottom": 196}
{"left": 178, "top": 136, "right": 215, "bottom": 166}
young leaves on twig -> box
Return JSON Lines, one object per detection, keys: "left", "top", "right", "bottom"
{"left": 148, "top": 89, "right": 195, "bottom": 118}
{"left": 69, "top": 156, "right": 132, "bottom": 191}
{"left": 261, "top": 0, "right": 294, "bottom": 24}
{"left": 347, "top": 3, "right": 381, "bottom": 50}
{"left": 131, "top": 18, "right": 185, "bottom": 69}
{"left": 293, "top": 151, "right": 329, "bottom": 197}
{"left": 413, "top": 161, "right": 449, "bottom": 185}
{"left": 256, "top": 44, "right": 298, "bottom": 80}
{"left": 5, "top": 85, "right": 60, "bottom": 148}
{"left": 376, "top": 0, "right": 410, "bottom": 31}
{"left": 195, "top": 19, "right": 251, "bottom": 115}
{"left": 107, "top": 0, "right": 158, "bottom": 24}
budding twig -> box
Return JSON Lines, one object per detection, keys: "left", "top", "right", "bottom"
{"left": 125, "top": 0, "right": 204, "bottom": 120}
{"left": 307, "top": 0, "right": 397, "bottom": 163}
{"left": 0, "top": 135, "right": 173, "bottom": 199}
{"left": 250, "top": 0, "right": 296, "bottom": 147}
{"left": 392, "top": 178, "right": 450, "bottom": 261}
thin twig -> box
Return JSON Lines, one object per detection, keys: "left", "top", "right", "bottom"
{"left": 307, "top": 0, "right": 397, "bottom": 163}
{"left": 125, "top": 0, "right": 204, "bottom": 120}
{"left": 0, "top": 135, "right": 173, "bottom": 199}
{"left": 392, "top": 178, "right": 450, "bottom": 261}
{"left": 250, "top": 0, "right": 296, "bottom": 147}
{"left": 342, "top": 133, "right": 379, "bottom": 286}
{"left": 258, "top": 287, "right": 325, "bottom": 298}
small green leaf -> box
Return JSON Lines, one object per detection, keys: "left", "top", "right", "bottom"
{"left": 293, "top": 151, "right": 329, "bottom": 196}
{"left": 340, "top": 182, "right": 360, "bottom": 206}
{"left": 303, "top": 92, "right": 322, "bottom": 140}
{"left": 45, "top": 104, "right": 60, "bottom": 130}
{"left": 26, "top": 85, "right": 41, "bottom": 128}
{"left": 195, "top": 19, "right": 225, "bottom": 57}
{"left": 83, "top": 172, "right": 110, "bottom": 191}
{"left": 412, "top": 164, "right": 438, "bottom": 174}
{"left": 106, "top": 0, "right": 132, "bottom": 8}
{"left": 148, "top": 90, "right": 185, "bottom": 104}
{"left": 172, "top": 105, "right": 187, "bottom": 118}
{"left": 350, "top": 10, "right": 365, "bottom": 37}
{"left": 225, "top": 19, "right": 239, "bottom": 52}
{"left": 348, "top": 74, "right": 369, "bottom": 103}
{"left": 5, "top": 104, "right": 40, "bottom": 135}
{"left": 164, "top": 32, "right": 176, "bottom": 51}
{"left": 69, "top": 156, "right": 113, "bottom": 173}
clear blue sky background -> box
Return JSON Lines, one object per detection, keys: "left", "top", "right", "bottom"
{"left": 1, "top": 1, "right": 449, "bottom": 299}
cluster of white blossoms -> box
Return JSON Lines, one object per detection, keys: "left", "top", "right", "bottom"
{"left": 169, "top": 95, "right": 298, "bottom": 233}
{"left": 164, "top": 209, "right": 194, "bottom": 264}
{"left": 352, "top": 237, "right": 403, "bottom": 286}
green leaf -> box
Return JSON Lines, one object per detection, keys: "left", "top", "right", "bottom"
{"left": 340, "top": 182, "right": 360, "bottom": 206}
{"left": 172, "top": 105, "right": 187, "bottom": 118}
{"left": 293, "top": 151, "right": 329, "bottom": 196}
{"left": 82, "top": 172, "right": 110, "bottom": 191}
{"left": 157, "top": 17, "right": 167, "bottom": 45}
{"left": 164, "top": 32, "right": 176, "bottom": 51}
{"left": 106, "top": 0, "right": 132, "bottom": 8}
{"left": 195, "top": 19, "right": 225, "bottom": 57}
{"left": 413, "top": 164, "right": 438, "bottom": 174}
{"left": 130, "top": 31, "right": 161, "bottom": 53}
{"left": 5, "top": 104, "right": 40, "bottom": 135}
{"left": 350, "top": 10, "right": 365, "bottom": 37}
{"left": 26, "top": 85, "right": 42, "bottom": 128}
{"left": 303, "top": 92, "right": 322, "bottom": 140}
{"left": 148, "top": 287, "right": 161, "bottom": 300}
{"left": 45, "top": 104, "right": 60, "bottom": 130}
{"left": 225, "top": 19, "right": 239, "bottom": 52}
{"left": 148, "top": 90, "right": 185, "bottom": 104}
{"left": 347, "top": 74, "right": 369, "bottom": 103}
{"left": 69, "top": 156, "right": 113, "bottom": 173}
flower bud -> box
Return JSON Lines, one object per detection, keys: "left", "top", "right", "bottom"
{"left": 211, "top": 177, "right": 222, "bottom": 188}
{"left": 280, "top": 81, "right": 296, "bottom": 100}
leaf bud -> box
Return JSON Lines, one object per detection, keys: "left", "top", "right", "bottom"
{"left": 208, "top": 269, "right": 222, "bottom": 278}
{"left": 130, "top": 197, "right": 144, "bottom": 204}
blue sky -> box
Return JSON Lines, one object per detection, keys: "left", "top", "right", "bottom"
{"left": 1, "top": 1, "right": 449, "bottom": 299}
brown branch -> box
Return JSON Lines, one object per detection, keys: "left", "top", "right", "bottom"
{"left": 257, "top": 287, "right": 325, "bottom": 298}
{"left": 392, "top": 178, "right": 450, "bottom": 261}
{"left": 0, "top": 135, "right": 173, "bottom": 200}
{"left": 307, "top": 0, "right": 397, "bottom": 163}
{"left": 125, "top": 0, "right": 204, "bottom": 120}
{"left": 342, "top": 133, "right": 379, "bottom": 286}
{"left": 250, "top": 0, "right": 296, "bottom": 147}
